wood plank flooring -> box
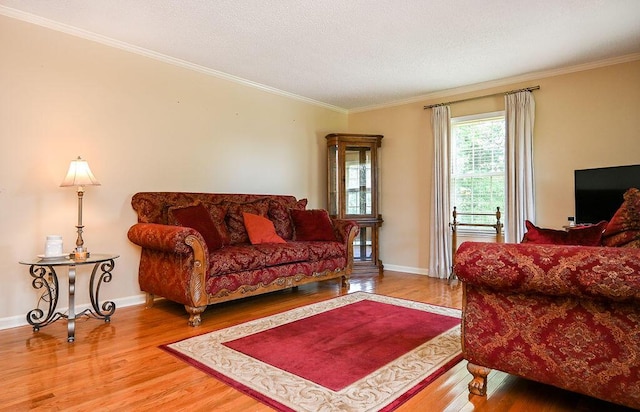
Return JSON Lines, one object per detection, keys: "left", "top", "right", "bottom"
{"left": 0, "top": 271, "right": 635, "bottom": 411}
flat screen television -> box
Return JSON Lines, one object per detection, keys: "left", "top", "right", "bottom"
{"left": 574, "top": 164, "right": 640, "bottom": 224}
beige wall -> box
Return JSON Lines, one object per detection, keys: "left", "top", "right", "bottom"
{"left": 0, "top": 16, "right": 347, "bottom": 326}
{"left": 348, "top": 59, "right": 640, "bottom": 274}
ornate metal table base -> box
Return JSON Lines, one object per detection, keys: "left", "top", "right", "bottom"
{"left": 21, "top": 254, "right": 118, "bottom": 343}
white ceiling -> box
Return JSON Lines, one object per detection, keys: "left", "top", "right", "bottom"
{"left": 2, "top": 0, "right": 640, "bottom": 110}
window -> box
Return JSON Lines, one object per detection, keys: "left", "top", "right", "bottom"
{"left": 450, "top": 111, "right": 505, "bottom": 228}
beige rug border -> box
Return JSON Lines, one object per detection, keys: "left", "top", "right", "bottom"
{"left": 166, "top": 292, "right": 462, "bottom": 412}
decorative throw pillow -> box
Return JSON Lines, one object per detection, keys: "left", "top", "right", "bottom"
{"left": 602, "top": 187, "right": 640, "bottom": 248}
{"left": 224, "top": 199, "right": 271, "bottom": 244}
{"left": 168, "top": 202, "right": 225, "bottom": 251}
{"left": 521, "top": 220, "right": 607, "bottom": 246}
{"left": 242, "top": 212, "right": 286, "bottom": 244}
{"left": 200, "top": 203, "right": 231, "bottom": 245}
{"left": 291, "top": 209, "right": 337, "bottom": 241}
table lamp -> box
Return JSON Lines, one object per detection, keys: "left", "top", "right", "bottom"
{"left": 60, "top": 156, "right": 101, "bottom": 260}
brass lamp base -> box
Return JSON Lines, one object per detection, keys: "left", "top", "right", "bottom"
{"left": 70, "top": 250, "right": 90, "bottom": 260}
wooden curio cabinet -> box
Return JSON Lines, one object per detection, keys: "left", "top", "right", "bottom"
{"left": 326, "top": 133, "right": 383, "bottom": 274}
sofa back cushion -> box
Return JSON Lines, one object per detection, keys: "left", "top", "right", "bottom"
{"left": 268, "top": 198, "right": 308, "bottom": 240}
{"left": 521, "top": 220, "right": 607, "bottom": 246}
{"left": 132, "top": 193, "right": 293, "bottom": 223}
{"left": 131, "top": 192, "right": 305, "bottom": 245}
{"left": 602, "top": 188, "right": 640, "bottom": 248}
{"left": 224, "top": 199, "right": 270, "bottom": 244}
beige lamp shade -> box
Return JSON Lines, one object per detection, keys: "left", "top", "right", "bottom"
{"left": 60, "top": 156, "right": 100, "bottom": 260}
{"left": 60, "top": 156, "right": 101, "bottom": 188}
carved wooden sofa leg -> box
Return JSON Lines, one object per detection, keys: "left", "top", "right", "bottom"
{"left": 185, "top": 305, "right": 207, "bottom": 327}
{"left": 341, "top": 275, "right": 350, "bottom": 289}
{"left": 467, "top": 362, "right": 491, "bottom": 396}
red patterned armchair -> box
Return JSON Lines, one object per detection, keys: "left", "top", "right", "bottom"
{"left": 127, "top": 192, "right": 358, "bottom": 326}
{"left": 455, "top": 241, "right": 640, "bottom": 409}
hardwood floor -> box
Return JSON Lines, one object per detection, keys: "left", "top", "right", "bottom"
{"left": 1, "top": 271, "right": 634, "bottom": 411}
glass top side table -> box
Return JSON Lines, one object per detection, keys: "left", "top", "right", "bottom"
{"left": 19, "top": 253, "right": 119, "bottom": 343}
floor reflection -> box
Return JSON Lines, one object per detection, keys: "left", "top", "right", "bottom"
{"left": 348, "top": 275, "right": 381, "bottom": 293}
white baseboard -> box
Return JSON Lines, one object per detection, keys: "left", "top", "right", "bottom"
{"left": 382, "top": 264, "right": 430, "bottom": 276}
{"left": 0, "top": 294, "right": 147, "bottom": 331}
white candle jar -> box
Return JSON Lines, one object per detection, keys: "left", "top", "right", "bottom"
{"left": 45, "top": 235, "right": 63, "bottom": 257}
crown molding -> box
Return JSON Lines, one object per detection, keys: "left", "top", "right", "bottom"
{"left": 0, "top": 6, "right": 348, "bottom": 114}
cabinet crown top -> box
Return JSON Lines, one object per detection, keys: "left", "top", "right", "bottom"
{"left": 325, "top": 133, "right": 383, "bottom": 139}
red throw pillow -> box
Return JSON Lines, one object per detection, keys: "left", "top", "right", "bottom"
{"left": 168, "top": 203, "right": 224, "bottom": 251}
{"left": 291, "top": 209, "right": 337, "bottom": 241}
{"left": 242, "top": 212, "right": 286, "bottom": 244}
{"left": 521, "top": 220, "right": 607, "bottom": 246}
{"left": 602, "top": 188, "right": 640, "bottom": 248}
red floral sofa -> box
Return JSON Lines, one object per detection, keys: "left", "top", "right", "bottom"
{"left": 454, "top": 188, "right": 640, "bottom": 409}
{"left": 127, "top": 192, "right": 359, "bottom": 326}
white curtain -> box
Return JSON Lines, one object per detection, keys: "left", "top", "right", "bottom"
{"left": 428, "top": 105, "right": 452, "bottom": 278}
{"left": 505, "top": 91, "right": 535, "bottom": 242}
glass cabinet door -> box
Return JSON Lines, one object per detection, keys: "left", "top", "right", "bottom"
{"left": 327, "top": 144, "right": 338, "bottom": 216}
{"left": 354, "top": 224, "right": 374, "bottom": 263}
{"left": 345, "top": 146, "right": 372, "bottom": 216}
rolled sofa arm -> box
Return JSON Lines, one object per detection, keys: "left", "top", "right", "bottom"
{"left": 127, "top": 223, "right": 208, "bottom": 255}
{"left": 455, "top": 242, "right": 640, "bottom": 303}
{"left": 331, "top": 219, "right": 359, "bottom": 274}
{"left": 331, "top": 219, "right": 360, "bottom": 245}
{"left": 127, "top": 223, "right": 209, "bottom": 313}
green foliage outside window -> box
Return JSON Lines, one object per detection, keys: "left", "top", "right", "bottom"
{"left": 451, "top": 115, "right": 505, "bottom": 226}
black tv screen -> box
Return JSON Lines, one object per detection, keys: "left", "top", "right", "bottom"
{"left": 574, "top": 164, "right": 640, "bottom": 224}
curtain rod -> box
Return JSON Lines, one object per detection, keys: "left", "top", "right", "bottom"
{"left": 423, "top": 86, "right": 540, "bottom": 109}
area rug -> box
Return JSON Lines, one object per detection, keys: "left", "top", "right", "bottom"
{"left": 161, "top": 292, "right": 462, "bottom": 411}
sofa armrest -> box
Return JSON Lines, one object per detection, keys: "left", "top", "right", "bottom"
{"left": 455, "top": 242, "right": 640, "bottom": 302}
{"left": 127, "top": 223, "right": 209, "bottom": 312}
{"left": 331, "top": 219, "right": 360, "bottom": 245}
{"left": 127, "top": 223, "right": 209, "bottom": 255}
{"left": 332, "top": 219, "right": 359, "bottom": 274}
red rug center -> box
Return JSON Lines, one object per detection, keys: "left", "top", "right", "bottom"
{"left": 223, "top": 299, "right": 460, "bottom": 391}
